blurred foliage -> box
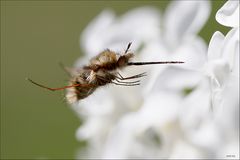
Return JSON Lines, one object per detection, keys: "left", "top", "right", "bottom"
{"left": 0, "top": 0, "right": 228, "bottom": 159}
{"left": 182, "top": 87, "right": 195, "bottom": 96}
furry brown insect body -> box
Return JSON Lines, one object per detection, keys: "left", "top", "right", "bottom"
{"left": 27, "top": 42, "right": 184, "bottom": 103}
{"left": 66, "top": 49, "right": 135, "bottom": 103}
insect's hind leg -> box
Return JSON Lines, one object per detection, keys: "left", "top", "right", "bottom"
{"left": 103, "top": 71, "right": 141, "bottom": 84}
{"left": 113, "top": 72, "right": 145, "bottom": 86}
{"left": 112, "top": 81, "right": 140, "bottom": 86}
{"left": 114, "top": 78, "right": 140, "bottom": 84}
{"left": 96, "top": 73, "right": 140, "bottom": 86}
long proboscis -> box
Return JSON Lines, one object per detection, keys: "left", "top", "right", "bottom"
{"left": 127, "top": 61, "right": 184, "bottom": 66}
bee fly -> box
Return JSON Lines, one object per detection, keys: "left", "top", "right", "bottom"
{"left": 27, "top": 42, "right": 184, "bottom": 103}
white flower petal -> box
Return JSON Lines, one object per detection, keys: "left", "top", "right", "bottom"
{"left": 222, "top": 28, "right": 239, "bottom": 75}
{"left": 104, "top": 7, "right": 160, "bottom": 52}
{"left": 217, "top": 140, "right": 240, "bottom": 159}
{"left": 81, "top": 7, "right": 160, "bottom": 57}
{"left": 80, "top": 10, "right": 116, "bottom": 56}
{"left": 207, "top": 59, "right": 230, "bottom": 87}
{"left": 187, "top": 121, "right": 221, "bottom": 152}
{"left": 172, "top": 36, "right": 207, "bottom": 70}
{"left": 207, "top": 31, "right": 225, "bottom": 61}
{"left": 170, "top": 139, "right": 204, "bottom": 159}
{"left": 102, "top": 113, "right": 141, "bottom": 159}
{"left": 143, "top": 36, "right": 207, "bottom": 95}
{"left": 71, "top": 87, "right": 115, "bottom": 118}
{"left": 139, "top": 39, "right": 168, "bottom": 61}
{"left": 214, "top": 75, "right": 239, "bottom": 133}
{"left": 216, "top": 0, "right": 239, "bottom": 27}
{"left": 164, "top": 0, "right": 210, "bottom": 47}
{"left": 103, "top": 92, "right": 181, "bottom": 158}
{"left": 140, "top": 92, "right": 180, "bottom": 127}
{"left": 233, "top": 44, "right": 239, "bottom": 76}
{"left": 76, "top": 117, "right": 111, "bottom": 141}
{"left": 147, "top": 67, "right": 202, "bottom": 95}
{"left": 179, "top": 80, "right": 211, "bottom": 132}
{"left": 118, "top": 7, "right": 161, "bottom": 42}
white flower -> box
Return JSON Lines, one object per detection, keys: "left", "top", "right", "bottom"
{"left": 163, "top": 0, "right": 210, "bottom": 48}
{"left": 102, "top": 92, "right": 181, "bottom": 158}
{"left": 73, "top": 6, "right": 161, "bottom": 158}
{"left": 216, "top": 0, "right": 239, "bottom": 28}
{"left": 80, "top": 7, "right": 160, "bottom": 58}
{"left": 206, "top": 28, "right": 239, "bottom": 110}
{"left": 141, "top": 0, "right": 210, "bottom": 97}
{"left": 71, "top": 0, "right": 239, "bottom": 159}
{"left": 167, "top": 22, "right": 239, "bottom": 160}
{"left": 73, "top": 1, "right": 212, "bottom": 159}
{"left": 164, "top": 1, "right": 239, "bottom": 158}
{"left": 207, "top": 29, "right": 239, "bottom": 159}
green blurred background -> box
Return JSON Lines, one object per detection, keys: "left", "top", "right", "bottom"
{"left": 0, "top": 0, "right": 228, "bottom": 159}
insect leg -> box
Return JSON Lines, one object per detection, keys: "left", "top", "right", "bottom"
{"left": 112, "top": 81, "right": 140, "bottom": 86}
{"left": 117, "top": 72, "right": 147, "bottom": 80}
{"left": 96, "top": 75, "right": 112, "bottom": 83}
{"left": 102, "top": 71, "right": 141, "bottom": 84}
{"left": 115, "top": 79, "right": 140, "bottom": 84}
{"left": 96, "top": 74, "right": 140, "bottom": 86}
{"left": 114, "top": 79, "right": 140, "bottom": 85}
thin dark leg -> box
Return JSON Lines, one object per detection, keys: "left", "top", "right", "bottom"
{"left": 115, "top": 78, "right": 140, "bottom": 84}
{"left": 102, "top": 71, "right": 142, "bottom": 84}
{"left": 112, "top": 81, "right": 140, "bottom": 86}
{"left": 97, "top": 73, "right": 140, "bottom": 86}
{"left": 98, "top": 71, "right": 144, "bottom": 86}
{"left": 117, "top": 72, "right": 147, "bottom": 80}
{"left": 115, "top": 79, "right": 140, "bottom": 85}
{"left": 96, "top": 75, "right": 139, "bottom": 86}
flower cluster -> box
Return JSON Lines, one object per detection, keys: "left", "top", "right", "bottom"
{"left": 72, "top": 1, "right": 239, "bottom": 159}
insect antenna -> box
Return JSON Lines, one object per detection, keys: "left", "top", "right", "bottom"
{"left": 26, "top": 78, "right": 83, "bottom": 91}
{"left": 127, "top": 61, "right": 184, "bottom": 66}
{"left": 124, "top": 42, "right": 132, "bottom": 54}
